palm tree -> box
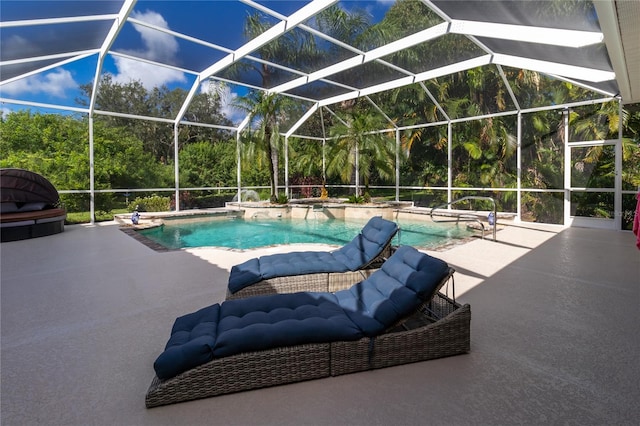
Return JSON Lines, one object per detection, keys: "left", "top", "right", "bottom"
{"left": 231, "top": 7, "right": 376, "bottom": 202}
{"left": 327, "top": 107, "right": 396, "bottom": 199}
{"left": 238, "top": 12, "right": 317, "bottom": 88}
{"left": 234, "top": 90, "right": 290, "bottom": 202}
{"left": 289, "top": 137, "right": 325, "bottom": 182}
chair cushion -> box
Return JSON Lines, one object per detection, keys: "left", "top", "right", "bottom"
{"left": 153, "top": 304, "right": 220, "bottom": 380}
{"left": 227, "top": 216, "right": 398, "bottom": 294}
{"left": 331, "top": 216, "right": 399, "bottom": 270}
{"left": 259, "top": 251, "right": 349, "bottom": 280}
{"left": 153, "top": 245, "right": 450, "bottom": 380}
{"left": 334, "top": 270, "right": 417, "bottom": 336}
{"left": 213, "top": 292, "right": 362, "bottom": 357}
{"left": 334, "top": 246, "right": 449, "bottom": 336}
{"left": 381, "top": 245, "right": 449, "bottom": 298}
{"left": 228, "top": 258, "right": 261, "bottom": 293}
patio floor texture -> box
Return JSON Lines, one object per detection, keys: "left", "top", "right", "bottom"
{"left": 1, "top": 221, "right": 638, "bottom": 425}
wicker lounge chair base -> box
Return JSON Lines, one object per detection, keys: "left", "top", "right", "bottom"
{"left": 331, "top": 294, "right": 470, "bottom": 375}
{"left": 145, "top": 293, "right": 470, "bottom": 408}
{"left": 146, "top": 343, "right": 330, "bottom": 408}
{"left": 226, "top": 269, "right": 378, "bottom": 300}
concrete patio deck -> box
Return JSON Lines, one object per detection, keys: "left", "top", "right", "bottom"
{"left": 1, "top": 221, "right": 638, "bottom": 425}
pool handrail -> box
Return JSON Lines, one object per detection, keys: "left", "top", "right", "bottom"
{"left": 429, "top": 196, "right": 497, "bottom": 241}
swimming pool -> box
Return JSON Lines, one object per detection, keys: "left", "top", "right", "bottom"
{"left": 138, "top": 217, "right": 474, "bottom": 250}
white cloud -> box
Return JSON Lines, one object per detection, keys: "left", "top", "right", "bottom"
{"left": 2, "top": 106, "right": 13, "bottom": 119}
{"left": 129, "top": 10, "right": 179, "bottom": 62}
{"left": 1, "top": 68, "right": 77, "bottom": 98}
{"left": 5, "top": 35, "right": 35, "bottom": 57}
{"left": 110, "top": 10, "right": 186, "bottom": 89}
{"left": 200, "top": 80, "right": 246, "bottom": 125}
{"left": 112, "top": 56, "right": 185, "bottom": 89}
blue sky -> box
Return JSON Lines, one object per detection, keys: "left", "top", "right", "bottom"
{"left": 1, "top": 0, "right": 394, "bottom": 123}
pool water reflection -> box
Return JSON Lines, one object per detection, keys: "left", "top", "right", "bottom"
{"left": 139, "top": 217, "right": 475, "bottom": 250}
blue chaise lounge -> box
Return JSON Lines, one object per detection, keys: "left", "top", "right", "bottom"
{"left": 146, "top": 246, "right": 471, "bottom": 408}
{"left": 226, "top": 216, "right": 399, "bottom": 299}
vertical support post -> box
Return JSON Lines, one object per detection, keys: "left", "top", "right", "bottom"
{"left": 447, "top": 121, "right": 453, "bottom": 206}
{"left": 236, "top": 130, "right": 242, "bottom": 203}
{"left": 174, "top": 123, "right": 180, "bottom": 212}
{"left": 395, "top": 129, "right": 400, "bottom": 203}
{"left": 492, "top": 199, "right": 497, "bottom": 241}
{"left": 284, "top": 136, "right": 289, "bottom": 199}
{"left": 614, "top": 98, "right": 623, "bottom": 230}
{"left": 322, "top": 139, "right": 326, "bottom": 187}
{"left": 89, "top": 116, "right": 95, "bottom": 224}
{"left": 320, "top": 108, "right": 327, "bottom": 197}
{"left": 355, "top": 140, "right": 359, "bottom": 196}
{"left": 236, "top": 116, "right": 251, "bottom": 204}
{"left": 563, "top": 108, "right": 571, "bottom": 226}
{"left": 516, "top": 111, "right": 522, "bottom": 222}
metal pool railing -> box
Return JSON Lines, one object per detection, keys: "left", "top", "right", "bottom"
{"left": 429, "top": 196, "right": 497, "bottom": 241}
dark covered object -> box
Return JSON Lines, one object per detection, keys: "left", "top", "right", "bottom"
{"left": 1, "top": 168, "right": 65, "bottom": 242}
{"left": 1, "top": 168, "right": 60, "bottom": 206}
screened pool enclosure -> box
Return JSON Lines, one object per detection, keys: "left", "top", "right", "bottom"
{"left": 1, "top": 0, "right": 639, "bottom": 230}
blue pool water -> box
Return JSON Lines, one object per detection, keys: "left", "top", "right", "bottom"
{"left": 139, "top": 217, "right": 474, "bottom": 250}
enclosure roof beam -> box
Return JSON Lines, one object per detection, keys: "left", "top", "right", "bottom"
{"left": 89, "top": 0, "right": 137, "bottom": 115}
{"left": 286, "top": 103, "right": 319, "bottom": 138}
{"left": 270, "top": 23, "right": 449, "bottom": 95}
{"left": 0, "top": 51, "right": 98, "bottom": 87}
{"left": 174, "top": 0, "right": 336, "bottom": 127}
{"left": 318, "top": 55, "right": 491, "bottom": 108}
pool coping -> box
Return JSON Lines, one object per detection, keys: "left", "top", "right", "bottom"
{"left": 116, "top": 208, "right": 494, "bottom": 253}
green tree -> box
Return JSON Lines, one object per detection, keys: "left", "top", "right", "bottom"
{"left": 78, "top": 75, "right": 233, "bottom": 161}
{"left": 622, "top": 104, "right": 640, "bottom": 190}
{"left": 234, "top": 91, "right": 291, "bottom": 202}
{"left": 0, "top": 111, "right": 171, "bottom": 212}
{"left": 327, "top": 106, "right": 396, "bottom": 198}
{"left": 179, "top": 140, "right": 237, "bottom": 188}
{"left": 289, "top": 137, "right": 325, "bottom": 181}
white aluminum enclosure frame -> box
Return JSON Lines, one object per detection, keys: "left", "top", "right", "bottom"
{"left": 0, "top": 0, "right": 636, "bottom": 227}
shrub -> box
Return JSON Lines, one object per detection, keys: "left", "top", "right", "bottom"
{"left": 194, "top": 193, "right": 235, "bottom": 208}
{"left": 290, "top": 175, "right": 323, "bottom": 198}
{"left": 60, "top": 193, "right": 89, "bottom": 212}
{"left": 169, "top": 192, "right": 235, "bottom": 209}
{"left": 128, "top": 195, "right": 170, "bottom": 212}
{"left": 59, "top": 193, "right": 117, "bottom": 213}
{"left": 275, "top": 194, "right": 289, "bottom": 204}
{"left": 170, "top": 191, "right": 195, "bottom": 210}
{"left": 347, "top": 194, "right": 365, "bottom": 204}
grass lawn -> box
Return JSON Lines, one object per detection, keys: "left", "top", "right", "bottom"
{"left": 65, "top": 209, "right": 128, "bottom": 225}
